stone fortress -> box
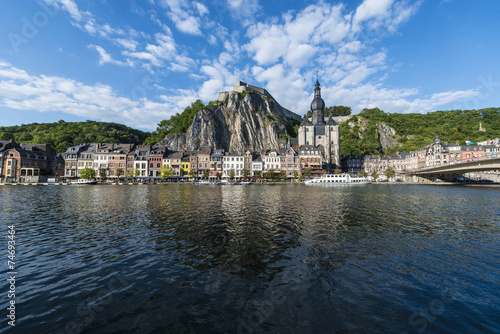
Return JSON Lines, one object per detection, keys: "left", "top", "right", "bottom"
{"left": 218, "top": 81, "right": 303, "bottom": 122}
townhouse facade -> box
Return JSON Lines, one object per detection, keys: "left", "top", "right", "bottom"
{"left": 0, "top": 139, "right": 63, "bottom": 182}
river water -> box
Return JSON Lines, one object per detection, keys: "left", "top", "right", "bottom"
{"left": 1, "top": 184, "right": 499, "bottom": 333}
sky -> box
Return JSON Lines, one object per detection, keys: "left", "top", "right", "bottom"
{"left": 1, "top": 0, "right": 499, "bottom": 131}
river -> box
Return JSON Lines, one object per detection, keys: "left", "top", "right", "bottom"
{"left": 0, "top": 184, "right": 499, "bottom": 333}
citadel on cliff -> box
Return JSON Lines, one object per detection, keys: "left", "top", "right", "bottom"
{"left": 219, "top": 79, "right": 342, "bottom": 171}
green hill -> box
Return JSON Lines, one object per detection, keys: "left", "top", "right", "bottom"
{"left": 340, "top": 107, "right": 500, "bottom": 157}
{"left": 0, "top": 120, "right": 150, "bottom": 153}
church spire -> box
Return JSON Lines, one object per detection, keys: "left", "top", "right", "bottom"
{"left": 311, "top": 76, "right": 325, "bottom": 124}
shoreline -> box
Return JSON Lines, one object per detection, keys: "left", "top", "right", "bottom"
{"left": 1, "top": 181, "right": 499, "bottom": 187}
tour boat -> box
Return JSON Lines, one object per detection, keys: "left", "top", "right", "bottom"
{"left": 70, "top": 179, "right": 98, "bottom": 185}
{"left": 195, "top": 180, "right": 211, "bottom": 185}
{"left": 239, "top": 181, "right": 252, "bottom": 185}
{"left": 305, "top": 173, "right": 370, "bottom": 185}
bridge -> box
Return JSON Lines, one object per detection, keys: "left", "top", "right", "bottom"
{"left": 405, "top": 157, "right": 500, "bottom": 176}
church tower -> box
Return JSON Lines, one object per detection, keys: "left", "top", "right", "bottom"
{"left": 311, "top": 79, "right": 325, "bottom": 125}
{"left": 298, "top": 77, "right": 341, "bottom": 171}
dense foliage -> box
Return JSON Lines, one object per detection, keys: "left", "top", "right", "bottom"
{"left": 144, "top": 99, "right": 220, "bottom": 145}
{"left": 340, "top": 107, "right": 500, "bottom": 157}
{"left": 0, "top": 120, "right": 150, "bottom": 153}
{"left": 304, "top": 105, "right": 352, "bottom": 118}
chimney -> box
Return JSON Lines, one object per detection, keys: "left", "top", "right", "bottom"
{"left": 456, "top": 141, "right": 459, "bottom": 145}
{"left": 487, "top": 139, "right": 491, "bottom": 145}
{"left": 110, "top": 143, "right": 115, "bottom": 150}
{"left": 445, "top": 141, "right": 448, "bottom": 145}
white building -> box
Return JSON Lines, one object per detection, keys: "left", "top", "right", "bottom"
{"left": 223, "top": 152, "right": 244, "bottom": 178}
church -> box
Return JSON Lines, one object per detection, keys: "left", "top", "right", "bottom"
{"left": 298, "top": 79, "right": 341, "bottom": 170}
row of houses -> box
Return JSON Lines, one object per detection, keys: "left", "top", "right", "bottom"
{"left": 62, "top": 143, "right": 326, "bottom": 180}
{"left": 342, "top": 136, "right": 500, "bottom": 175}
{"left": 0, "top": 139, "right": 64, "bottom": 183}
{"left": 3, "top": 135, "right": 498, "bottom": 182}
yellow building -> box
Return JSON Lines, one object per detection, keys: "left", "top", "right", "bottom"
{"left": 181, "top": 159, "right": 190, "bottom": 176}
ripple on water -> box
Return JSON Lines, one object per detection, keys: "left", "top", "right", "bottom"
{"left": 0, "top": 184, "right": 499, "bottom": 333}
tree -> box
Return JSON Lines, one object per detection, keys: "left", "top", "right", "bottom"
{"left": 254, "top": 171, "right": 262, "bottom": 178}
{"left": 216, "top": 171, "right": 222, "bottom": 179}
{"left": 303, "top": 168, "right": 312, "bottom": 179}
{"left": 189, "top": 170, "right": 196, "bottom": 179}
{"left": 160, "top": 165, "right": 175, "bottom": 180}
{"left": 99, "top": 168, "right": 107, "bottom": 181}
{"left": 0, "top": 132, "right": 13, "bottom": 140}
{"left": 242, "top": 168, "right": 250, "bottom": 179}
{"left": 116, "top": 168, "right": 124, "bottom": 178}
{"left": 359, "top": 169, "right": 368, "bottom": 178}
{"left": 127, "top": 168, "right": 140, "bottom": 180}
{"left": 293, "top": 170, "right": 299, "bottom": 180}
{"left": 229, "top": 169, "right": 235, "bottom": 180}
{"left": 385, "top": 168, "right": 396, "bottom": 181}
{"left": 372, "top": 171, "right": 379, "bottom": 180}
{"left": 278, "top": 170, "right": 286, "bottom": 180}
{"left": 80, "top": 167, "right": 96, "bottom": 180}
{"left": 324, "top": 105, "right": 352, "bottom": 117}
{"left": 266, "top": 169, "right": 275, "bottom": 180}
{"left": 202, "top": 170, "right": 209, "bottom": 180}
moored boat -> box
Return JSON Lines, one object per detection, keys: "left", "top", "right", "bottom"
{"left": 70, "top": 179, "right": 98, "bottom": 185}
{"left": 305, "top": 173, "right": 370, "bottom": 185}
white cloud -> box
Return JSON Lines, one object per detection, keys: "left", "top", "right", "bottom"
{"left": 245, "top": 24, "right": 288, "bottom": 65}
{"left": 353, "top": 0, "right": 393, "bottom": 30}
{"left": 0, "top": 62, "right": 197, "bottom": 130}
{"left": 88, "top": 45, "right": 128, "bottom": 66}
{"left": 320, "top": 83, "right": 478, "bottom": 115}
{"left": 158, "top": 0, "right": 204, "bottom": 35}
{"left": 226, "top": 0, "right": 261, "bottom": 26}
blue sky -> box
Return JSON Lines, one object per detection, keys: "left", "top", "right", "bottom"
{"left": 1, "top": 0, "right": 499, "bottom": 131}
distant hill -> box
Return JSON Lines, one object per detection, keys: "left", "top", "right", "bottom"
{"left": 0, "top": 120, "right": 150, "bottom": 153}
{"left": 340, "top": 108, "right": 500, "bottom": 156}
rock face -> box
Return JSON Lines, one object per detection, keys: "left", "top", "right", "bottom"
{"left": 158, "top": 91, "right": 302, "bottom": 152}
{"left": 377, "top": 122, "right": 400, "bottom": 152}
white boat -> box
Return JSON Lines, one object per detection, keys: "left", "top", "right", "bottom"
{"left": 195, "top": 180, "right": 211, "bottom": 185}
{"left": 305, "top": 173, "right": 370, "bottom": 185}
{"left": 70, "top": 179, "right": 98, "bottom": 185}
{"left": 239, "top": 181, "right": 252, "bottom": 185}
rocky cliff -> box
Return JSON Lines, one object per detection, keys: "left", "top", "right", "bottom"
{"left": 158, "top": 91, "right": 302, "bottom": 152}
{"left": 343, "top": 116, "right": 402, "bottom": 154}
{"left": 376, "top": 122, "right": 400, "bottom": 152}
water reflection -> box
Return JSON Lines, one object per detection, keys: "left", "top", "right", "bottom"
{"left": 0, "top": 184, "right": 499, "bottom": 333}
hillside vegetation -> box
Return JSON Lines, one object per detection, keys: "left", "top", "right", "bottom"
{"left": 340, "top": 108, "right": 500, "bottom": 157}
{"left": 143, "top": 99, "right": 220, "bottom": 145}
{"left": 0, "top": 120, "right": 150, "bottom": 153}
